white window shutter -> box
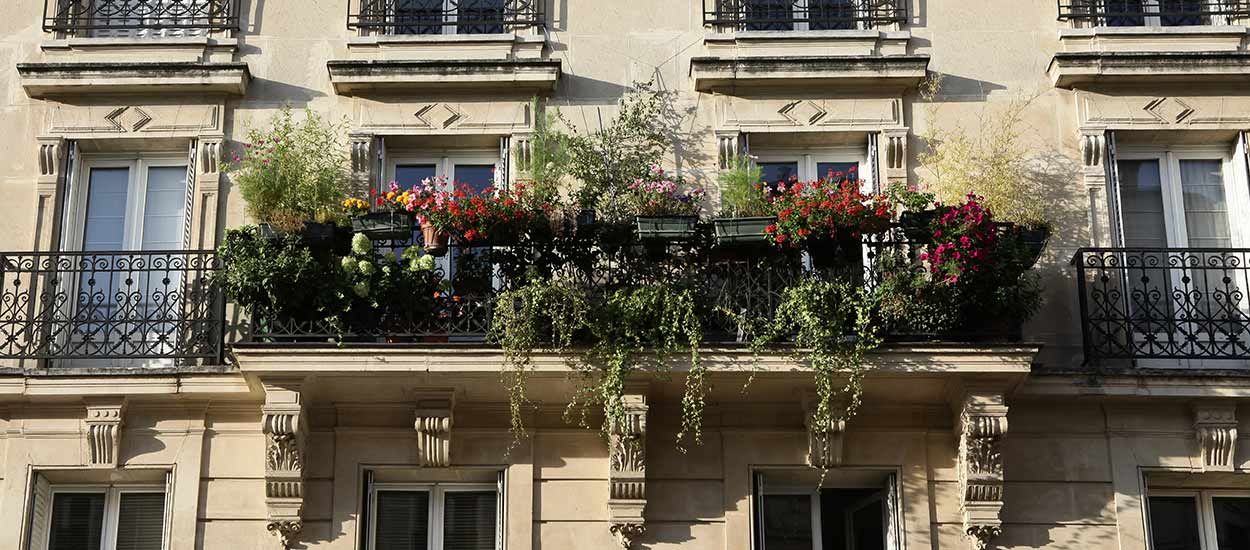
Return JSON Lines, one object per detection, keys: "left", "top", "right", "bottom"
{"left": 163, "top": 470, "right": 174, "bottom": 550}
{"left": 56, "top": 140, "right": 79, "bottom": 253}
{"left": 498, "top": 136, "right": 511, "bottom": 190}
{"left": 496, "top": 471, "right": 506, "bottom": 550}
{"left": 27, "top": 474, "right": 52, "bottom": 550}
{"left": 182, "top": 139, "right": 199, "bottom": 251}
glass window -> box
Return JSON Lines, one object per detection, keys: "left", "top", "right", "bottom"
{"left": 761, "top": 494, "right": 813, "bottom": 550}
{"left": 82, "top": 167, "right": 132, "bottom": 252}
{"left": 1213, "top": 497, "right": 1250, "bottom": 550}
{"left": 1148, "top": 496, "right": 1202, "bottom": 550}
{"left": 394, "top": 0, "right": 444, "bottom": 35}
{"left": 1117, "top": 159, "right": 1167, "bottom": 249}
{"left": 371, "top": 486, "right": 499, "bottom": 550}
{"left": 1105, "top": 0, "right": 1147, "bottom": 26}
{"left": 745, "top": 0, "right": 795, "bottom": 31}
{"left": 442, "top": 491, "right": 498, "bottom": 550}
{"left": 1161, "top": 0, "right": 1205, "bottom": 26}
{"left": 1178, "top": 159, "right": 1231, "bottom": 249}
{"left": 48, "top": 493, "right": 106, "bottom": 550}
{"left": 376, "top": 491, "right": 432, "bottom": 550}
{"left": 755, "top": 473, "right": 899, "bottom": 550}
{"left": 77, "top": 159, "right": 189, "bottom": 252}
{"left": 396, "top": 164, "right": 439, "bottom": 188}
{"left": 41, "top": 489, "right": 166, "bottom": 550}
{"left": 758, "top": 162, "right": 799, "bottom": 189}
{"left": 458, "top": 0, "right": 507, "bottom": 34}
{"left": 809, "top": 0, "right": 856, "bottom": 30}
{"left": 816, "top": 161, "right": 860, "bottom": 185}
{"left": 115, "top": 493, "right": 166, "bottom": 550}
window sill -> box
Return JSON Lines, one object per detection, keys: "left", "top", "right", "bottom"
{"left": 326, "top": 58, "right": 560, "bottom": 95}
{"left": 690, "top": 54, "right": 929, "bottom": 93}
{"left": 704, "top": 29, "right": 911, "bottom": 58}
{"left": 1058, "top": 25, "right": 1249, "bottom": 54}
{"left": 345, "top": 32, "right": 546, "bottom": 62}
{"left": 1048, "top": 50, "right": 1250, "bottom": 88}
{"left": 39, "top": 36, "right": 238, "bottom": 63}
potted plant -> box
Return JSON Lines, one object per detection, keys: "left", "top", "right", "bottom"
{"left": 229, "top": 107, "right": 350, "bottom": 251}
{"left": 1012, "top": 222, "right": 1052, "bottom": 268}
{"left": 346, "top": 182, "right": 416, "bottom": 241}
{"left": 627, "top": 165, "right": 705, "bottom": 241}
{"left": 888, "top": 182, "right": 939, "bottom": 244}
{"left": 765, "top": 178, "right": 892, "bottom": 269}
{"left": 712, "top": 155, "right": 774, "bottom": 247}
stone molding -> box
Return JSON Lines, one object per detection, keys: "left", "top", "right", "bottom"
{"left": 719, "top": 96, "right": 903, "bottom": 134}
{"left": 353, "top": 98, "right": 532, "bottom": 136}
{"left": 414, "top": 389, "right": 455, "bottom": 468}
{"left": 46, "top": 102, "right": 224, "bottom": 139}
{"left": 1078, "top": 128, "right": 1112, "bottom": 247}
{"left": 349, "top": 133, "right": 377, "bottom": 198}
{"left": 1077, "top": 91, "right": 1250, "bottom": 130}
{"left": 18, "top": 61, "right": 249, "bottom": 98}
{"left": 881, "top": 127, "right": 909, "bottom": 185}
{"left": 83, "top": 397, "right": 126, "bottom": 468}
{"left": 1050, "top": 51, "right": 1250, "bottom": 89}
{"left": 327, "top": 59, "right": 560, "bottom": 94}
{"left": 192, "top": 135, "right": 224, "bottom": 249}
{"left": 956, "top": 389, "right": 1008, "bottom": 550}
{"left": 716, "top": 131, "right": 744, "bottom": 169}
{"left": 803, "top": 393, "right": 845, "bottom": 469}
{"left": 34, "top": 137, "right": 65, "bottom": 252}
{"left": 691, "top": 54, "right": 930, "bottom": 93}
{"left": 608, "top": 384, "right": 648, "bottom": 549}
{"left": 1193, "top": 402, "right": 1239, "bottom": 472}
{"left": 261, "top": 378, "right": 308, "bottom": 550}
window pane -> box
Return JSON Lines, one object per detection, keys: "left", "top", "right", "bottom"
{"left": 745, "top": 0, "right": 794, "bottom": 31}
{"left": 443, "top": 490, "right": 498, "bottom": 550}
{"left": 1148, "top": 496, "right": 1202, "bottom": 550}
{"left": 394, "top": 164, "right": 438, "bottom": 190}
{"left": 459, "top": 0, "right": 506, "bottom": 34}
{"left": 816, "top": 161, "right": 860, "bottom": 184}
{"left": 809, "top": 0, "right": 855, "bottom": 30}
{"left": 758, "top": 162, "right": 799, "bottom": 189}
{"left": 762, "top": 494, "right": 813, "bottom": 550}
{"left": 83, "top": 167, "right": 132, "bottom": 251}
{"left": 1104, "top": 0, "right": 1146, "bottom": 26}
{"left": 1214, "top": 497, "right": 1250, "bottom": 550}
{"left": 394, "top": 0, "right": 444, "bottom": 35}
{"left": 453, "top": 164, "right": 497, "bottom": 193}
{"left": 1178, "top": 159, "right": 1231, "bottom": 248}
{"left": 48, "top": 492, "right": 105, "bottom": 550}
{"left": 116, "top": 493, "right": 166, "bottom": 550}
{"left": 1161, "top": 0, "right": 1205, "bottom": 26}
{"left": 375, "top": 491, "right": 430, "bottom": 550}
{"left": 141, "top": 166, "right": 189, "bottom": 251}
{"left": 1117, "top": 159, "right": 1168, "bottom": 248}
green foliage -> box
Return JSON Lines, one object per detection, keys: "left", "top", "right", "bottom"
{"left": 718, "top": 155, "right": 769, "bottom": 218}
{"left": 338, "top": 234, "right": 440, "bottom": 334}
{"left": 519, "top": 99, "right": 573, "bottom": 209}
{"left": 886, "top": 181, "right": 935, "bottom": 213}
{"left": 214, "top": 227, "right": 344, "bottom": 322}
{"left": 230, "top": 107, "right": 351, "bottom": 231}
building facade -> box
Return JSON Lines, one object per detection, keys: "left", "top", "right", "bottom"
{"left": 0, "top": 1, "right": 1248, "bottom": 550}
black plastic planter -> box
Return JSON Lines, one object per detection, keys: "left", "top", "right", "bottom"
{"left": 351, "top": 211, "right": 415, "bottom": 241}
{"left": 899, "top": 210, "right": 938, "bottom": 244}
{"left": 713, "top": 216, "right": 776, "bottom": 247}
{"left": 635, "top": 216, "right": 698, "bottom": 241}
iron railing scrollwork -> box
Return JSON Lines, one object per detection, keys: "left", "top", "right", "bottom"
{"left": 0, "top": 250, "right": 224, "bottom": 364}
{"left": 1057, "top": 0, "right": 1250, "bottom": 27}
{"left": 43, "top": 0, "right": 240, "bottom": 35}
{"left": 347, "top": 0, "right": 544, "bottom": 35}
{"left": 702, "top": 0, "right": 907, "bottom": 31}
{"left": 1073, "top": 248, "right": 1250, "bottom": 363}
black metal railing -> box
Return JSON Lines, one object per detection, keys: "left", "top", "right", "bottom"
{"left": 347, "top": 0, "right": 544, "bottom": 35}
{"left": 0, "top": 250, "right": 224, "bottom": 364}
{"left": 1057, "top": 0, "right": 1250, "bottom": 27}
{"left": 703, "top": 0, "right": 907, "bottom": 31}
{"left": 43, "top": 0, "right": 240, "bottom": 35}
{"left": 1073, "top": 248, "right": 1250, "bottom": 363}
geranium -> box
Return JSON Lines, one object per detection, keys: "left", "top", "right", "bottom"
{"left": 405, "top": 178, "right": 544, "bottom": 245}
{"left": 625, "top": 165, "right": 705, "bottom": 217}
{"left": 373, "top": 181, "right": 413, "bottom": 212}
{"left": 918, "top": 193, "right": 998, "bottom": 284}
{"left": 765, "top": 175, "right": 891, "bottom": 248}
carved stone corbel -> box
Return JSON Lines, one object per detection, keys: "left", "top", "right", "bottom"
{"left": 608, "top": 384, "right": 648, "bottom": 549}
{"left": 414, "top": 390, "right": 455, "bottom": 468}
{"left": 511, "top": 131, "right": 533, "bottom": 176}
{"left": 84, "top": 398, "right": 126, "bottom": 468}
{"left": 956, "top": 389, "right": 1008, "bottom": 550}
{"left": 803, "top": 393, "right": 845, "bottom": 469}
{"left": 262, "top": 379, "right": 307, "bottom": 550}
{"left": 192, "top": 135, "right": 224, "bottom": 249}
{"left": 881, "top": 128, "right": 909, "bottom": 185}
{"left": 34, "top": 136, "right": 66, "bottom": 252}
{"left": 716, "top": 131, "right": 744, "bottom": 169}
{"left": 1194, "top": 402, "right": 1238, "bottom": 472}
{"left": 349, "top": 133, "right": 377, "bottom": 197}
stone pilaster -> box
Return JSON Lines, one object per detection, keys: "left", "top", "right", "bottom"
{"left": 192, "top": 135, "right": 224, "bottom": 249}
{"left": 511, "top": 132, "right": 533, "bottom": 182}
{"left": 1194, "top": 402, "right": 1239, "bottom": 472}
{"left": 803, "top": 393, "right": 845, "bottom": 469}
{"left": 1079, "top": 128, "right": 1112, "bottom": 246}
{"left": 350, "top": 133, "right": 377, "bottom": 197}
{"left": 957, "top": 389, "right": 1008, "bottom": 550}
{"left": 414, "top": 390, "right": 455, "bottom": 468}
{"left": 716, "top": 131, "right": 744, "bottom": 169}
{"left": 608, "top": 384, "right": 648, "bottom": 549}
{"left": 34, "top": 137, "right": 66, "bottom": 252}
{"left": 262, "top": 378, "right": 307, "bottom": 550}
{"left": 881, "top": 128, "right": 909, "bottom": 186}
{"left": 83, "top": 398, "right": 126, "bottom": 468}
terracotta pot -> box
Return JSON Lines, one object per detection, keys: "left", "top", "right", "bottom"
{"left": 421, "top": 221, "right": 449, "bottom": 257}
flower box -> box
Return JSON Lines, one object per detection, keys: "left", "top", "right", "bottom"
{"left": 635, "top": 216, "right": 698, "bottom": 241}
{"left": 806, "top": 234, "right": 863, "bottom": 271}
{"left": 713, "top": 216, "right": 776, "bottom": 246}
{"left": 899, "top": 209, "right": 938, "bottom": 244}
{"left": 351, "top": 211, "right": 415, "bottom": 241}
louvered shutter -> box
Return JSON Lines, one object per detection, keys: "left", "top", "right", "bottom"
{"left": 115, "top": 493, "right": 166, "bottom": 550}
{"left": 47, "top": 492, "right": 105, "bottom": 550}
{"left": 1233, "top": 131, "right": 1250, "bottom": 248}
{"left": 375, "top": 491, "right": 431, "bottom": 550}
{"left": 442, "top": 491, "right": 498, "bottom": 550}
{"left": 27, "top": 475, "right": 52, "bottom": 550}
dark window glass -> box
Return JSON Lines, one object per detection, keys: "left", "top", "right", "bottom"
{"left": 809, "top": 0, "right": 855, "bottom": 30}
{"left": 762, "top": 494, "right": 813, "bottom": 550}
{"left": 454, "top": 164, "right": 497, "bottom": 192}
{"left": 745, "top": 0, "right": 795, "bottom": 31}
{"left": 1148, "top": 496, "right": 1202, "bottom": 550}
{"left": 758, "top": 162, "right": 799, "bottom": 191}
{"left": 116, "top": 493, "right": 166, "bottom": 550}
{"left": 394, "top": 0, "right": 444, "bottom": 35}
{"left": 816, "top": 162, "right": 860, "bottom": 185}
{"left": 375, "top": 491, "right": 431, "bottom": 550}
{"left": 49, "top": 493, "right": 105, "bottom": 550}
{"left": 1104, "top": 0, "right": 1146, "bottom": 26}
{"left": 395, "top": 164, "right": 439, "bottom": 189}
{"left": 1214, "top": 497, "right": 1250, "bottom": 550}
{"left": 443, "top": 491, "right": 498, "bottom": 550}
{"left": 1161, "top": 0, "right": 1205, "bottom": 26}
{"left": 459, "top": 0, "right": 507, "bottom": 34}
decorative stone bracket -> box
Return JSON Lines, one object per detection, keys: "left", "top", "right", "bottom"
{"left": 262, "top": 379, "right": 307, "bottom": 550}
{"left": 414, "top": 390, "right": 455, "bottom": 468}
{"left": 717, "top": 131, "right": 745, "bottom": 169}
{"left": 193, "top": 135, "right": 224, "bottom": 249}
{"left": 84, "top": 397, "right": 126, "bottom": 468}
{"left": 803, "top": 393, "right": 846, "bottom": 469}
{"left": 956, "top": 389, "right": 1008, "bottom": 550}
{"left": 1194, "top": 402, "right": 1239, "bottom": 472}
{"left": 608, "top": 384, "right": 648, "bottom": 549}
{"left": 881, "top": 128, "right": 909, "bottom": 186}
{"left": 1078, "top": 128, "right": 1113, "bottom": 247}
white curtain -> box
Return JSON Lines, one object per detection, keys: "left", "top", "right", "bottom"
{"left": 1177, "top": 158, "right": 1231, "bottom": 249}
{"left": 1230, "top": 131, "right": 1250, "bottom": 248}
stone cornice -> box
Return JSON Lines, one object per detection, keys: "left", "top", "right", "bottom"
{"left": 690, "top": 54, "right": 930, "bottom": 92}
{"left": 1022, "top": 372, "right": 1250, "bottom": 397}
{"left": 17, "top": 61, "right": 250, "bottom": 97}
{"left": 1048, "top": 51, "right": 1250, "bottom": 89}
{"left": 326, "top": 58, "right": 561, "bottom": 94}
{"left": 0, "top": 373, "right": 253, "bottom": 401}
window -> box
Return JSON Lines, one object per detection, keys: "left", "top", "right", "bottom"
{"left": 368, "top": 483, "right": 501, "bottom": 550}
{"left": 1148, "top": 490, "right": 1250, "bottom": 550}
{"left": 67, "top": 155, "right": 190, "bottom": 253}
{"left": 752, "top": 149, "right": 866, "bottom": 189}
{"left": 754, "top": 470, "right": 901, "bottom": 550}
{"left": 742, "top": 0, "right": 864, "bottom": 31}
{"left": 1101, "top": 0, "right": 1210, "bottom": 27}
{"left": 31, "top": 484, "right": 166, "bottom": 550}
{"left": 389, "top": 0, "right": 507, "bottom": 35}
{"left": 85, "top": 0, "right": 215, "bottom": 38}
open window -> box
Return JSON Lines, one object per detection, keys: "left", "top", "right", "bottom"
{"left": 363, "top": 469, "right": 505, "bottom": 550}
{"left": 28, "top": 475, "right": 169, "bottom": 550}
{"left": 1147, "top": 488, "right": 1250, "bottom": 549}
{"left": 753, "top": 469, "right": 901, "bottom": 550}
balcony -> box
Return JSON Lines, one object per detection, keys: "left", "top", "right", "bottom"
{"left": 1073, "top": 248, "right": 1250, "bottom": 364}
{"left": 702, "top": 0, "right": 907, "bottom": 31}
{"left": 0, "top": 250, "right": 224, "bottom": 367}
{"left": 43, "top": 0, "right": 241, "bottom": 37}
{"left": 1057, "top": 0, "right": 1250, "bottom": 28}
{"left": 346, "top": 0, "right": 543, "bottom": 35}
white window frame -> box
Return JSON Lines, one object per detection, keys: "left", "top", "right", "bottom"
{"left": 386, "top": 150, "right": 503, "bottom": 193}
{"left": 65, "top": 154, "right": 190, "bottom": 253}
{"left": 751, "top": 147, "right": 867, "bottom": 187}
{"left": 755, "top": 469, "right": 902, "bottom": 550}
{"left": 36, "top": 484, "right": 168, "bottom": 550}
{"left": 1147, "top": 488, "right": 1250, "bottom": 550}
{"left": 367, "top": 482, "right": 502, "bottom": 550}
{"left": 1115, "top": 147, "right": 1242, "bottom": 249}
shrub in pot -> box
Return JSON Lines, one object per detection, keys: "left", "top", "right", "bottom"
{"left": 713, "top": 155, "right": 775, "bottom": 248}
{"left": 888, "top": 182, "right": 939, "bottom": 244}
{"left": 626, "top": 165, "right": 704, "bottom": 241}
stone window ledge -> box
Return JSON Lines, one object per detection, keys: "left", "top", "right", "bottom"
{"left": 346, "top": 32, "right": 546, "bottom": 61}
{"left": 326, "top": 58, "right": 560, "bottom": 95}
{"left": 1058, "top": 25, "right": 1249, "bottom": 53}
{"left": 1048, "top": 51, "right": 1250, "bottom": 88}
{"left": 39, "top": 36, "right": 238, "bottom": 63}
{"left": 17, "top": 61, "right": 250, "bottom": 98}
{"left": 704, "top": 29, "right": 911, "bottom": 58}
{"left": 690, "top": 54, "right": 929, "bottom": 93}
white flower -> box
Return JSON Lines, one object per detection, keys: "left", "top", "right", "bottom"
{"left": 351, "top": 233, "right": 372, "bottom": 255}
{"left": 358, "top": 261, "right": 374, "bottom": 276}
{"left": 340, "top": 257, "right": 358, "bottom": 273}
{"left": 417, "top": 255, "right": 435, "bottom": 271}
{"left": 353, "top": 281, "right": 370, "bottom": 297}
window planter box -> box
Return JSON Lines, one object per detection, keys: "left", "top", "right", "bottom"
{"left": 806, "top": 234, "right": 863, "bottom": 270}
{"left": 1016, "top": 225, "right": 1051, "bottom": 269}
{"left": 636, "top": 216, "right": 698, "bottom": 241}
{"left": 351, "top": 211, "right": 415, "bottom": 241}
{"left": 899, "top": 210, "right": 937, "bottom": 244}
{"left": 714, "top": 216, "right": 776, "bottom": 247}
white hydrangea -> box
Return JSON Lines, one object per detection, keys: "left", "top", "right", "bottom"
{"left": 340, "top": 256, "right": 358, "bottom": 273}
{"left": 358, "top": 261, "right": 374, "bottom": 276}
{"left": 351, "top": 233, "right": 372, "bottom": 255}
{"left": 353, "top": 281, "right": 370, "bottom": 297}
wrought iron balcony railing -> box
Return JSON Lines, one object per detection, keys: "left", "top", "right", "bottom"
{"left": 0, "top": 250, "right": 224, "bottom": 365}
{"left": 43, "top": 0, "right": 240, "bottom": 36}
{"left": 1073, "top": 248, "right": 1250, "bottom": 363}
{"left": 703, "top": 0, "right": 907, "bottom": 31}
{"left": 1057, "top": 0, "right": 1250, "bottom": 27}
{"left": 347, "top": 0, "right": 544, "bottom": 35}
